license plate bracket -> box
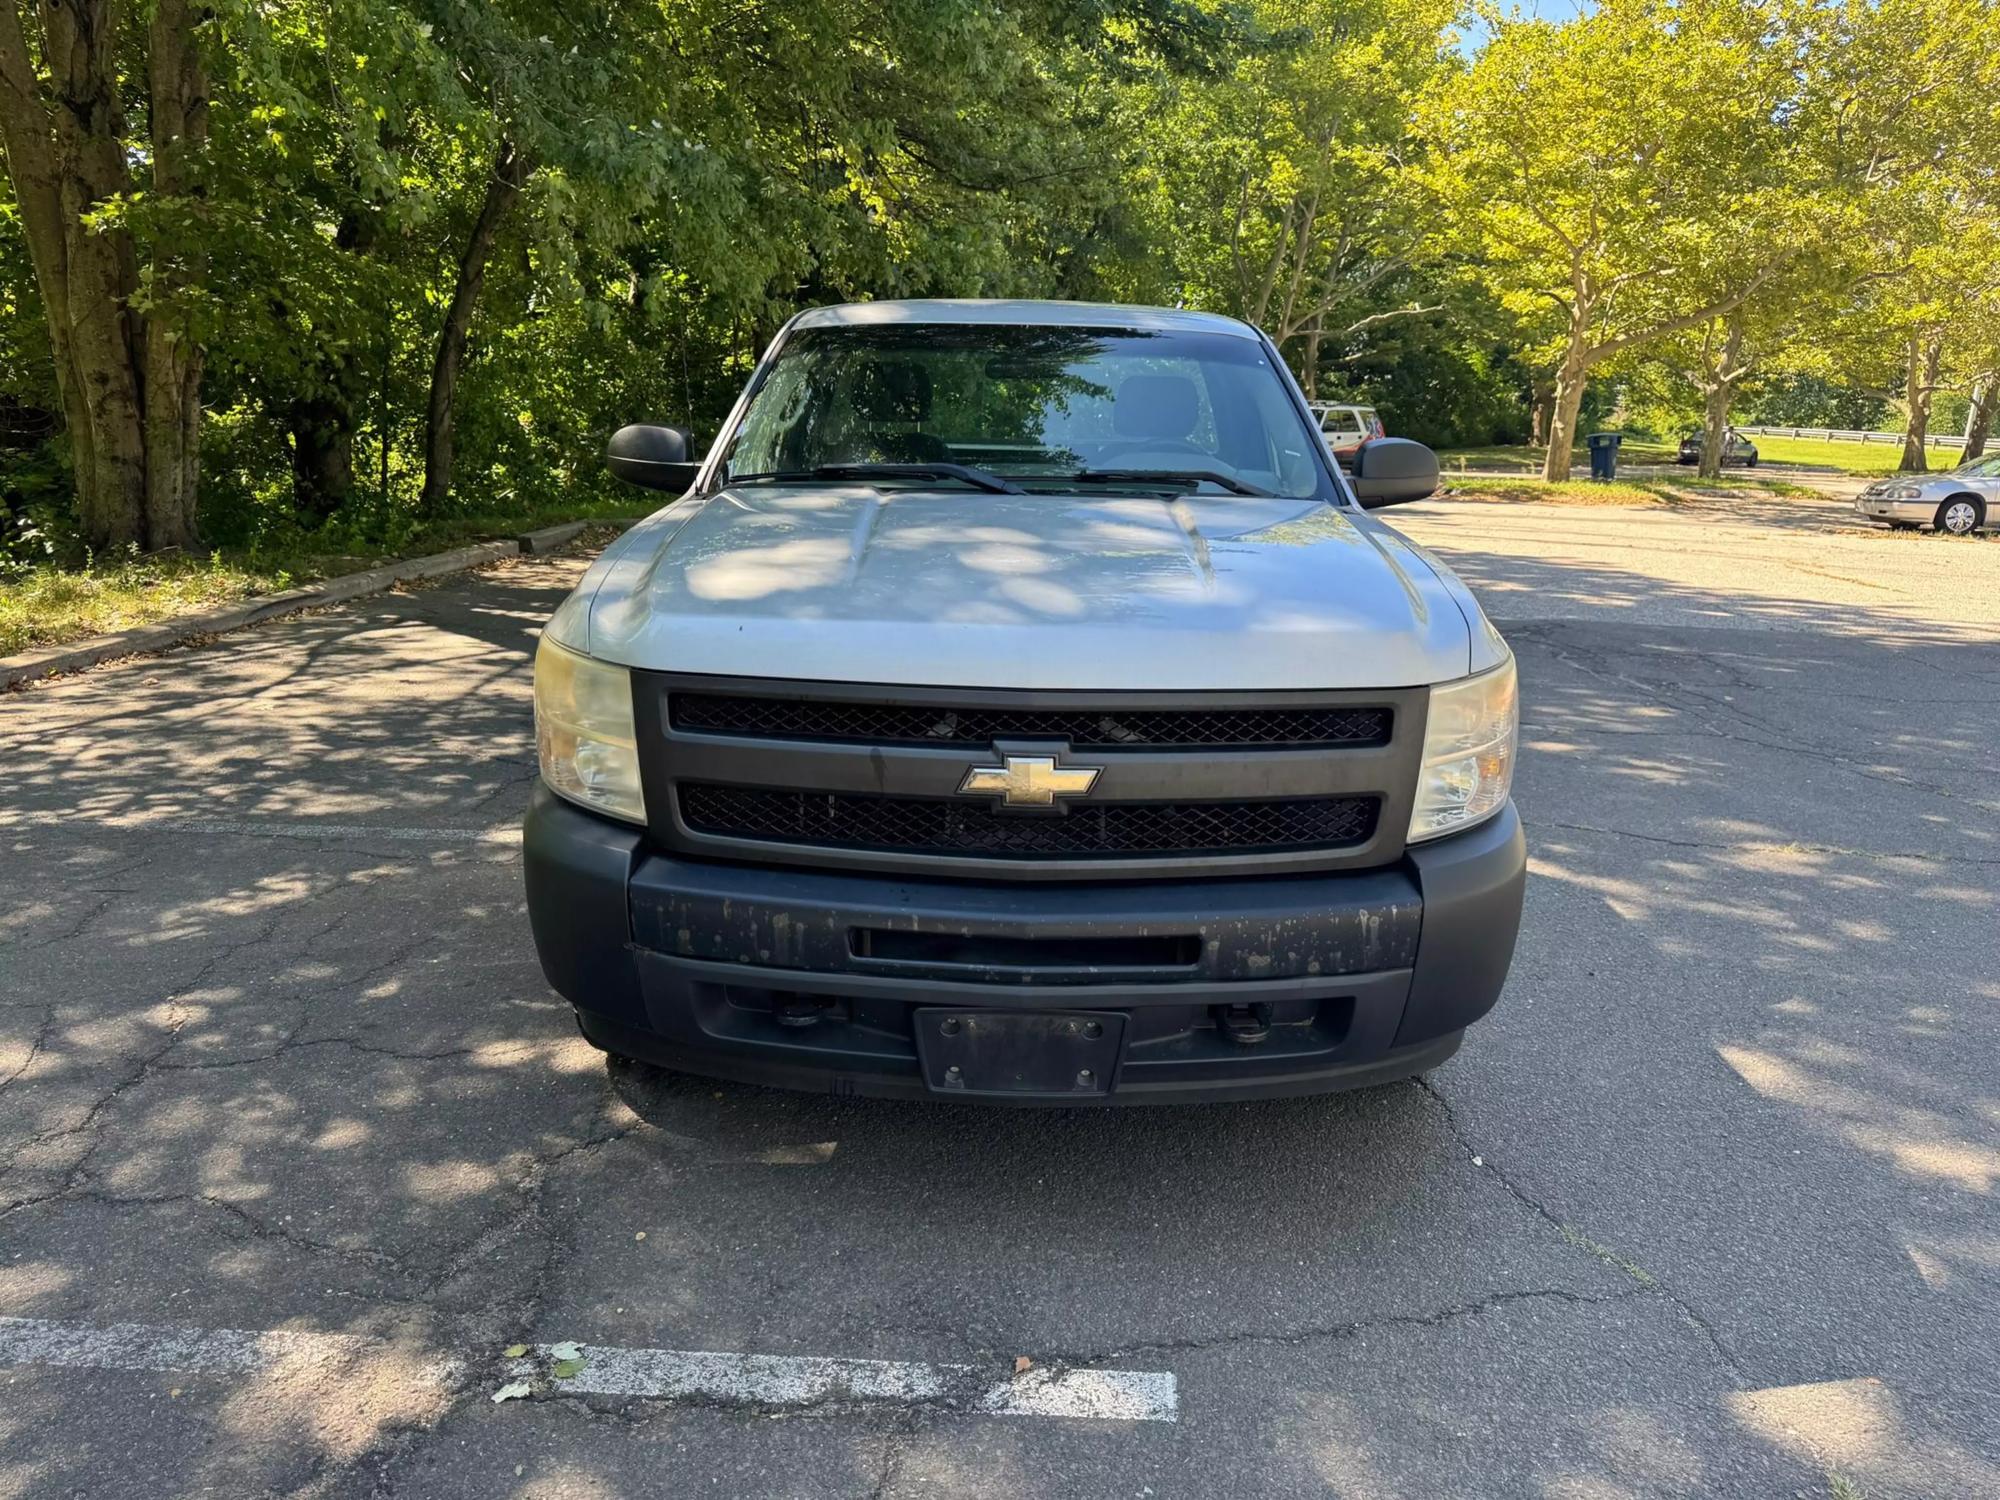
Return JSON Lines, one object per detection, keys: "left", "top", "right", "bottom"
{"left": 914, "top": 1009, "right": 1126, "bottom": 1099}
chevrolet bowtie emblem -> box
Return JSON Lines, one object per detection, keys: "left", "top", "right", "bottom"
{"left": 958, "top": 754, "right": 1102, "bottom": 808}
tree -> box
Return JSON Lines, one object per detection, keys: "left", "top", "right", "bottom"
{"left": 1641, "top": 232, "right": 1876, "bottom": 478}
{"left": 400, "top": 0, "right": 1209, "bottom": 511}
{"left": 1127, "top": 0, "right": 1455, "bottom": 392}
{"left": 1421, "top": 0, "right": 1831, "bottom": 480}
{"left": 0, "top": 0, "right": 209, "bottom": 550}
{"left": 1805, "top": 0, "right": 2000, "bottom": 470}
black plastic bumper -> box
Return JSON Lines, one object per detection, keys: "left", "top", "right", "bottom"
{"left": 523, "top": 783, "right": 1525, "bottom": 1104}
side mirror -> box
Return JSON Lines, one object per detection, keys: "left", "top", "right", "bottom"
{"left": 1349, "top": 437, "right": 1438, "bottom": 508}
{"left": 607, "top": 424, "right": 700, "bottom": 492}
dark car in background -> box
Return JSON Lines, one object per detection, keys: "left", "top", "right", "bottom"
{"left": 1677, "top": 427, "right": 1759, "bottom": 466}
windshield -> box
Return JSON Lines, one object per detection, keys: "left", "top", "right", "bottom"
{"left": 718, "top": 322, "right": 1327, "bottom": 498}
{"left": 1955, "top": 453, "right": 2000, "bottom": 477}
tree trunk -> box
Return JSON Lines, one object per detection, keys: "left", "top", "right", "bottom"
{"left": 43, "top": 0, "right": 148, "bottom": 548}
{"left": 0, "top": 0, "right": 207, "bottom": 552}
{"left": 0, "top": 3, "right": 97, "bottom": 518}
{"left": 1528, "top": 379, "right": 1554, "bottom": 448}
{"left": 1301, "top": 320, "right": 1322, "bottom": 400}
{"left": 290, "top": 395, "right": 356, "bottom": 521}
{"left": 1697, "top": 317, "right": 1745, "bottom": 481}
{"left": 1542, "top": 355, "right": 1589, "bottom": 482}
{"left": 1962, "top": 377, "right": 1996, "bottom": 460}
{"left": 1900, "top": 334, "right": 1942, "bottom": 474}
{"left": 140, "top": 0, "right": 208, "bottom": 551}
{"left": 423, "top": 138, "right": 528, "bottom": 513}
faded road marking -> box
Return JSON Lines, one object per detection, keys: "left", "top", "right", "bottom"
{"left": 518, "top": 1341, "right": 1177, "bottom": 1420}
{"left": 0, "top": 1315, "right": 454, "bottom": 1381}
{"left": 0, "top": 1316, "right": 1177, "bottom": 1423}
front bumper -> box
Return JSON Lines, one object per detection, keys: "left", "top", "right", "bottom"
{"left": 523, "top": 784, "right": 1526, "bottom": 1104}
{"left": 1855, "top": 494, "right": 1935, "bottom": 524}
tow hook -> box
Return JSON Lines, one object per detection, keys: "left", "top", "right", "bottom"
{"left": 775, "top": 995, "right": 830, "bottom": 1028}
{"left": 1214, "top": 1002, "right": 1273, "bottom": 1044}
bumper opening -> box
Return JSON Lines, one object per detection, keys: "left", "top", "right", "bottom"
{"left": 849, "top": 926, "right": 1201, "bottom": 975}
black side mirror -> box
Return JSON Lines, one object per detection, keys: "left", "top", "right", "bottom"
{"left": 1349, "top": 437, "right": 1438, "bottom": 508}
{"left": 607, "top": 424, "right": 700, "bottom": 492}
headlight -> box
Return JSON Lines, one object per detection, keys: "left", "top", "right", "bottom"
{"left": 1410, "top": 658, "right": 1518, "bottom": 842}
{"left": 534, "top": 635, "right": 645, "bottom": 823}
{"left": 1886, "top": 484, "right": 1925, "bottom": 500}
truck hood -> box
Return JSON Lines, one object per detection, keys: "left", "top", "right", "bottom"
{"left": 572, "top": 486, "right": 1484, "bottom": 691}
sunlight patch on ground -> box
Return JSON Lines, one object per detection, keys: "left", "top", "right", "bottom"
{"left": 1719, "top": 1044, "right": 1999, "bottom": 1193}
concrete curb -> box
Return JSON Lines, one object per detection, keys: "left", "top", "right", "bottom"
{"left": 518, "top": 521, "right": 591, "bottom": 554}
{"left": 2, "top": 519, "right": 637, "bottom": 691}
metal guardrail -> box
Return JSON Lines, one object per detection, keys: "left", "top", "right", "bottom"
{"left": 1737, "top": 424, "right": 1963, "bottom": 449}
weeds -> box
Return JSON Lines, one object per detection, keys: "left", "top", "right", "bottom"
{"left": 0, "top": 496, "right": 640, "bottom": 656}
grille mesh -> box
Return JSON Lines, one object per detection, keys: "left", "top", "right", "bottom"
{"left": 679, "top": 785, "right": 1378, "bottom": 859}
{"left": 669, "top": 695, "right": 1390, "bottom": 750}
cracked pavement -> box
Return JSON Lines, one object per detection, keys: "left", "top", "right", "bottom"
{"left": 0, "top": 509, "right": 1996, "bottom": 1499}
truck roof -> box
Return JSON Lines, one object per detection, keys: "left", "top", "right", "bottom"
{"left": 789, "top": 299, "right": 1261, "bottom": 339}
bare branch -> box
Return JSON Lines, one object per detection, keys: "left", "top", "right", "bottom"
{"left": 1343, "top": 304, "right": 1443, "bottom": 335}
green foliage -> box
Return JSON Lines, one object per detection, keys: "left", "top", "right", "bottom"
{"left": 1744, "top": 376, "right": 1891, "bottom": 431}
{"left": 5, "top": 0, "right": 2000, "bottom": 565}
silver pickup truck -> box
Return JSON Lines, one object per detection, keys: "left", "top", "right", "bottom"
{"left": 524, "top": 300, "right": 1524, "bottom": 1104}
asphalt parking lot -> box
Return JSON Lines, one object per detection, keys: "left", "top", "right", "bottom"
{"left": 1, "top": 498, "right": 1995, "bottom": 1499}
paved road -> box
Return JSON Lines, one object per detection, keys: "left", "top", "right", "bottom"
{"left": 1, "top": 511, "right": 1995, "bottom": 1499}
{"left": 1399, "top": 492, "right": 2000, "bottom": 640}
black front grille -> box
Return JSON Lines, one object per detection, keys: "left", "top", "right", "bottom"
{"left": 679, "top": 784, "right": 1378, "bottom": 859}
{"left": 670, "top": 694, "right": 1391, "bottom": 751}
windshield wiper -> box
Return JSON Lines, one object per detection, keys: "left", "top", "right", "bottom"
{"left": 1064, "top": 468, "right": 1270, "bottom": 497}
{"left": 732, "top": 462, "right": 1023, "bottom": 495}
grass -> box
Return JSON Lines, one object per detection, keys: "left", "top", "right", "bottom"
{"left": 0, "top": 497, "right": 642, "bottom": 658}
{"left": 1438, "top": 474, "right": 1819, "bottom": 507}
{"left": 1442, "top": 476, "right": 1667, "bottom": 506}
{"left": 1740, "top": 432, "right": 1962, "bottom": 475}
{"left": 1436, "top": 435, "right": 1967, "bottom": 478}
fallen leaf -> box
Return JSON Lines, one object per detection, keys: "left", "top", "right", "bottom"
{"left": 491, "top": 1381, "right": 533, "bottom": 1404}
{"left": 549, "top": 1341, "right": 583, "bottom": 1362}
{"left": 1014, "top": 1356, "right": 1033, "bottom": 1375}
{"left": 502, "top": 1344, "right": 529, "bottom": 1359}
{"left": 551, "top": 1358, "right": 586, "bottom": 1379}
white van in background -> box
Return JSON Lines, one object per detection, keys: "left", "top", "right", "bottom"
{"left": 1310, "top": 402, "right": 1387, "bottom": 467}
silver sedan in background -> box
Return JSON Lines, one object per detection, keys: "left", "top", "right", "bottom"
{"left": 1855, "top": 454, "right": 1999, "bottom": 534}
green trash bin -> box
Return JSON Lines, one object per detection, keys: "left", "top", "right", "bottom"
{"left": 1587, "top": 432, "right": 1623, "bottom": 480}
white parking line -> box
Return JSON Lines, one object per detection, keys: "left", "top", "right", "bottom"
{"left": 527, "top": 1341, "right": 1177, "bottom": 1420}
{"left": 0, "top": 1316, "right": 1177, "bottom": 1423}
{"left": 0, "top": 1315, "right": 417, "bottom": 1377}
